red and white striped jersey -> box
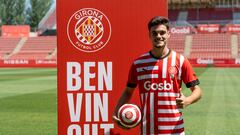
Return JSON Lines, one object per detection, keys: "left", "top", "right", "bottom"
{"left": 127, "top": 50, "right": 199, "bottom": 135}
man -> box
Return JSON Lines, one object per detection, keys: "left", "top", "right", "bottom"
{"left": 113, "top": 16, "right": 202, "bottom": 135}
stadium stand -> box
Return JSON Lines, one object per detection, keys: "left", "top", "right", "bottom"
{"left": 9, "top": 36, "right": 56, "bottom": 60}
{"left": 166, "top": 0, "right": 240, "bottom": 67}
{"left": 167, "top": 34, "right": 186, "bottom": 54}
{"left": 238, "top": 35, "right": 240, "bottom": 56}
{"left": 0, "top": 37, "right": 21, "bottom": 59}
{"left": 0, "top": 1, "right": 56, "bottom": 67}
{"left": 190, "top": 34, "right": 232, "bottom": 59}
{"left": 0, "top": 2, "right": 57, "bottom": 68}
{"left": 166, "top": 33, "right": 236, "bottom": 59}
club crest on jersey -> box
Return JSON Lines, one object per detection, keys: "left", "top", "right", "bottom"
{"left": 67, "top": 8, "right": 112, "bottom": 52}
{"left": 168, "top": 66, "right": 178, "bottom": 78}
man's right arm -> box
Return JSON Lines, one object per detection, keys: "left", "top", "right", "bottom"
{"left": 112, "top": 86, "right": 135, "bottom": 125}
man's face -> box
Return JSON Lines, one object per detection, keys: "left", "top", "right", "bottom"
{"left": 149, "top": 24, "right": 170, "bottom": 49}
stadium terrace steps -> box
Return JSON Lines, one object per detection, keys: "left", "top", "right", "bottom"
{"left": 167, "top": 33, "right": 236, "bottom": 59}
{"left": 231, "top": 34, "right": 238, "bottom": 58}
{"left": 4, "top": 37, "right": 28, "bottom": 59}
{"left": 0, "top": 37, "right": 21, "bottom": 59}
{"left": 167, "top": 34, "right": 185, "bottom": 55}
{"left": 9, "top": 53, "right": 50, "bottom": 60}
{"left": 9, "top": 36, "right": 56, "bottom": 60}
{"left": 184, "top": 35, "right": 192, "bottom": 57}
{"left": 238, "top": 35, "right": 240, "bottom": 57}
{"left": 45, "top": 47, "right": 57, "bottom": 59}
{"left": 1, "top": 34, "right": 239, "bottom": 61}
{"left": 12, "top": 37, "right": 28, "bottom": 54}
{"left": 190, "top": 34, "right": 232, "bottom": 59}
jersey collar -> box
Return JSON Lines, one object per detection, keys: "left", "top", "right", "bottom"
{"left": 149, "top": 49, "right": 171, "bottom": 60}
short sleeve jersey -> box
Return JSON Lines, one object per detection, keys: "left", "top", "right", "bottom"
{"left": 127, "top": 50, "right": 199, "bottom": 135}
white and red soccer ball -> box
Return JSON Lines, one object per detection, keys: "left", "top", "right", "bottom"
{"left": 117, "top": 104, "right": 142, "bottom": 128}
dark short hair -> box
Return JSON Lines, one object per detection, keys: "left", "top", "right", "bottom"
{"left": 148, "top": 16, "right": 169, "bottom": 31}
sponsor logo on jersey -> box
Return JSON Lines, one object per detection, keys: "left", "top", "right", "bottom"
{"left": 144, "top": 80, "right": 173, "bottom": 91}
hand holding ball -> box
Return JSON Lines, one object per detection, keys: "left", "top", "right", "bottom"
{"left": 117, "top": 104, "right": 142, "bottom": 128}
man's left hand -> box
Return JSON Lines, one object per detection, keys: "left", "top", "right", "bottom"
{"left": 176, "top": 93, "right": 191, "bottom": 109}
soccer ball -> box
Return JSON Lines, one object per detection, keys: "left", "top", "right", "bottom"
{"left": 117, "top": 104, "right": 142, "bottom": 128}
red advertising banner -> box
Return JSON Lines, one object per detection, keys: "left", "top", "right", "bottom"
{"left": 170, "top": 26, "right": 193, "bottom": 34}
{"left": 224, "top": 24, "right": 240, "bottom": 33}
{"left": 189, "top": 58, "right": 240, "bottom": 67}
{"left": 1, "top": 25, "right": 30, "bottom": 38}
{"left": 57, "top": 0, "right": 167, "bottom": 135}
{"left": 197, "top": 24, "right": 220, "bottom": 34}
{"left": 0, "top": 59, "right": 56, "bottom": 67}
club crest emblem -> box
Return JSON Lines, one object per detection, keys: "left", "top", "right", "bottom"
{"left": 168, "top": 66, "right": 178, "bottom": 78}
{"left": 67, "top": 8, "right": 111, "bottom": 52}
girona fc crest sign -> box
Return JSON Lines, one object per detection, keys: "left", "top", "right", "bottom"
{"left": 67, "top": 8, "right": 111, "bottom": 52}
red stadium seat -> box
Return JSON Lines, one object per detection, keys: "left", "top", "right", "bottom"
{"left": 167, "top": 34, "right": 186, "bottom": 54}
{"left": 190, "top": 34, "right": 232, "bottom": 59}
{"left": 0, "top": 37, "right": 21, "bottom": 58}
{"left": 9, "top": 36, "right": 56, "bottom": 60}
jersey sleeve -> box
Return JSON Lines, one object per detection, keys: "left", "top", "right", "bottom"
{"left": 181, "top": 58, "right": 200, "bottom": 88}
{"left": 126, "top": 63, "right": 138, "bottom": 88}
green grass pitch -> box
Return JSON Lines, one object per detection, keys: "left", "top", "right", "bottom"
{"left": 0, "top": 68, "right": 239, "bottom": 135}
{"left": 0, "top": 68, "right": 57, "bottom": 135}
{"left": 183, "top": 68, "right": 240, "bottom": 135}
